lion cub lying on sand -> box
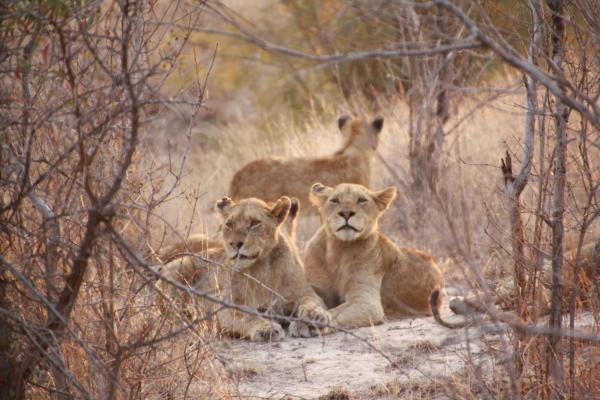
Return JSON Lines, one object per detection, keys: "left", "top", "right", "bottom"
{"left": 230, "top": 116, "right": 384, "bottom": 214}
{"left": 304, "top": 182, "right": 444, "bottom": 330}
{"left": 156, "top": 196, "right": 330, "bottom": 341}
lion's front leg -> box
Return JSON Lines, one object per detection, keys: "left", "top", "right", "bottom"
{"left": 288, "top": 296, "right": 331, "bottom": 338}
{"left": 327, "top": 281, "right": 385, "bottom": 330}
{"left": 328, "top": 300, "right": 384, "bottom": 330}
{"left": 217, "top": 308, "right": 285, "bottom": 342}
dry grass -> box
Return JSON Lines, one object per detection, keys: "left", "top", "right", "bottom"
{"left": 153, "top": 92, "right": 522, "bottom": 256}
{"left": 407, "top": 340, "right": 441, "bottom": 354}
{"left": 369, "top": 378, "right": 444, "bottom": 399}
{"left": 318, "top": 386, "right": 356, "bottom": 400}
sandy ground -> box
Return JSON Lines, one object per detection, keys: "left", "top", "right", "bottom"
{"left": 215, "top": 300, "right": 597, "bottom": 399}
{"left": 216, "top": 292, "right": 497, "bottom": 399}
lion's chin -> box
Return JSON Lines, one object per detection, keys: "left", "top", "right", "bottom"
{"left": 237, "top": 253, "right": 259, "bottom": 260}
{"left": 227, "top": 251, "right": 261, "bottom": 267}
{"left": 333, "top": 226, "right": 361, "bottom": 241}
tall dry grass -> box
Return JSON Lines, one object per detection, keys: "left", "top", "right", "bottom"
{"left": 152, "top": 90, "right": 524, "bottom": 262}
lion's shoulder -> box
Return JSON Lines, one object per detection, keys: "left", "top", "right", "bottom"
{"left": 398, "top": 247, "right": 435, "bottom": 263}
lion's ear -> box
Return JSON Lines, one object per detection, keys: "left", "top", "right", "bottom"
{"left": 310, "top": 183, "right": 333, "bottom": 206}
{"left": 270, "top": 196, "right": 291, "bottom": 225}
{"left": 372, "top": 116, "right": 384, "bottom": 133}
{"left": 216, "top": 197, "right": 234, "bottom": 216}
{"left": 288, "top": 197, "right": 300, "bottom": 220}
{"left": 373, "top": 186, "right": 396, "bottom": 211}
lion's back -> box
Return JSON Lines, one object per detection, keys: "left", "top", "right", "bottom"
{"left": 229, "top": 155, "right": 370, "bottom": 213}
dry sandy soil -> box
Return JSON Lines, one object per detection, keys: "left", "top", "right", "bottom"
{"left": 213, "top": 307, "right": 598, "bottom": 400}
{"left": 215, "top": 289, "right": 496, "bottom": 399}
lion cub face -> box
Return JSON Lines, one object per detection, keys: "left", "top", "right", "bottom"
{"left": 216, "top": 196, "right": 291, "bottom": 269}
{"left": 310, "top": 183, "right": 396, "bottom": 241}
{"left": 336, "top": 115, "right": 384, "bottom": 153}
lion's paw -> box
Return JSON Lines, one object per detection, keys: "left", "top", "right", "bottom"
{"left": 289, "top": 320, "right": 316, "bottom": 338}
{"left": 289, "top": 305, "right": 332, "bottom": 337}
{"left": 300, "top": 304, "right": 331, "bottom": 324}
{"left": 248, "top": 321, "right": 285, "bottom": 342}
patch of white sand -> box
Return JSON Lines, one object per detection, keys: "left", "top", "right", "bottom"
{"left": 218, "top": 302, "right": 490, "bottom": 399}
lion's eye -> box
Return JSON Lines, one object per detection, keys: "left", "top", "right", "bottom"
{"left": 357, "top": 197, "right": 368, "bottom": 204}
{"left": 249, "top": 220, "right": 261, "bottom": 229}
{"left": 329, "top": 198, "right": 339, "bottom": 204}
{"left": 224, "top": 221, "right": 233, "bottom": 231}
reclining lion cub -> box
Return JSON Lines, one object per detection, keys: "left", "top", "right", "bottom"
{"left": 229, "top": 116, "right": 383, "bottom": 215}
{"left": 158, "top": 199, "right": 300, "bottom": 259}
{"left": 156, "top": 196, "right": 330, "bottom": 341}
{"left": 304, "top": 182, "right": 443, "bottom": 330}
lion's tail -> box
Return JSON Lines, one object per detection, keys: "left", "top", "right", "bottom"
{"left": 429, "top": 286, "right": 471, "bottom": 329}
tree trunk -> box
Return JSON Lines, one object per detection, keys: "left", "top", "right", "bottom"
{"left": 497, "top": 2, "right": 542, "bottom": 393}
{"left": 0, "top": 268, "right": 21, "bottom": 399}
{"left": 408, "top": 5, "right": 450, "bottom": 201}
{"left": 546, "top": 0, "right": 568, "bottom": 397}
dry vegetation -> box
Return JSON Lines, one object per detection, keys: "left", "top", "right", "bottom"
{"left": 1, "top": 0, "right": 599, "bottom": 399}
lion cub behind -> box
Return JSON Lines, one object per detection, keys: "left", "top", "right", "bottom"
{"left": 229, "top": 116, "right": 384, "bottom": 215}
{"left": 304, "top": 182, "right": 444, "bottom": 330}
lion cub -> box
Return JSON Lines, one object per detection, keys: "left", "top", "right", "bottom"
{"left": 304, "top": 182, "right": 443, "bottom": 330}
{"left": 229, "top": 116, "right": 384, "bottom": 215}
{"left": 156, "top": 196, "right": 330, "bottom": 341}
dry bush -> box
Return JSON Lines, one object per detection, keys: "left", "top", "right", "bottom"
{"left": 0, "top": 1, "right": 238, "bottom": 398}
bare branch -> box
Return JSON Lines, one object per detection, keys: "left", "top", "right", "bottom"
{"left": 434, "top": 0, "right": 600, "bottom": 128}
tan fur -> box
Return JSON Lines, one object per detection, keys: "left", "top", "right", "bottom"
{"left": 303, "top": 183, "right": 443, "bottom": 330}
{"left": 229, "top": 116, "right": 384, "bottom": 215}
{"left": 159, "top": 233, "right": 222, "bottom": 262}
{"left": 156, "top": 196, "right": 329, "bottom": 341}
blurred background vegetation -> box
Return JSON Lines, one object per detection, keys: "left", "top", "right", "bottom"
{"left": 163, "top": 0, "right": 537, "bottom": 119}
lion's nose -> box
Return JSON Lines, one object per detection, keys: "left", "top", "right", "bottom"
{"left": 338, "top": 211, "right": 355, "bottom": 220}
{"left": 230, "top": 241, "right": 244, "bottom": 250}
